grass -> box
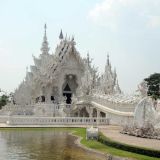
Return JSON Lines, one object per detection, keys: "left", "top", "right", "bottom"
{"left": 71, "top": 128, "right": 160, "bottom": 160}
{"left": 0, "top": 127, "right": 159, "bottom": 160}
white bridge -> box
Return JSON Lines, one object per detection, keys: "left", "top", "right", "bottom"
{"left": 73, "top": 95, "right": 137, "bottom": 125}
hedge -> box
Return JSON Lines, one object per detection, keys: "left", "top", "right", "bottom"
{"left": 98, "top": 133, "right": 160, "bottom": 158}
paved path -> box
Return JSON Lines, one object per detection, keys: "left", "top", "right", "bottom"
{"left": 100, "top": 125, "right": 160, "bottom": 150}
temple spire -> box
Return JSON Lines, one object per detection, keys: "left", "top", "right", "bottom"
{"left": 115, "top": 79, "right": 121, "bottom": 94}
{"left": 87, "top": 52, "right": 92, "bottom": 67}
{"left": 41, "top": 24, "right": 50, "bottom": 54}
{"left": 59, "top": 29, "right": 64, "bottom": 40}
{"left": 105, "top": 53, "right": 112, "bottom": 73}
{"left": 44, "top": 24, "right": 47, "bottom": 36}
{"left": 107, "top": 53, "right": 110, "bottom": 66}
{"left": 114, "top": 68, "right": 117, "bottom": 77}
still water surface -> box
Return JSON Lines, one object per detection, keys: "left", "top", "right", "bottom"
{"left": 0, "top": 129, "right": 104, "bottom": 160}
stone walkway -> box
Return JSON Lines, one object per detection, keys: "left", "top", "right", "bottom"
{"left": 100, "top": 125, "right": 160, "bottom": 150}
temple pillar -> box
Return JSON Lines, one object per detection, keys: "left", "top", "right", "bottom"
{"left": 86, "top": 106, "right": 93, "bottom": 117}
{"left": 97, "top": 110, "right": 100, "bottom": 118}
{"left": 78, "top": 109, "right": 80, "bottom": 117}
{"left": 105, "top": 112, "right": 109, "bottom": 118}
{"left": 44, "top": 86, "right": 53, "bottom": 103}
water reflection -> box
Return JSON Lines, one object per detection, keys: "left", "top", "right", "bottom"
{"left": 0, "top": 129, "right": 104, "bottom": 160}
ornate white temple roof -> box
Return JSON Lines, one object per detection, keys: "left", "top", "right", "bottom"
{"left": 13, "top": 25, "right": 137, "bottom": 106}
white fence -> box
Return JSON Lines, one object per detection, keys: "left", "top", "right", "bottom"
{"left": 3, "top": 116, "right": 109, "bottom": 126}
{"left": 0, "top": 116, "right": 9, "bottom": 123}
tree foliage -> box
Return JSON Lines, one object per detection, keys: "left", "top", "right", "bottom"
{"left": 144, "top": 73, "right": 160, "bottom": 100}
{"left": 0, "top": 94, "right": 9, "bottom": 109}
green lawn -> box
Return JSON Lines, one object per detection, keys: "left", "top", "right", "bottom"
{"left": 71, "top": 128, "right": 160, "bottom": 160}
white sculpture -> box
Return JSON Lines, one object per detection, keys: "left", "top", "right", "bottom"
{"left": 121, "top": 87, "right": 160, "bottom": 139}
{"left": 134, "top": 97, "right": 156, "bottom": 128}
{"left": 134, "top": 81, "right": 160, "bottom": 129}
{"left": 86, "top": 126, "right": 99, "bottom": 140}
{"left": 138, "top": 81, "right": 148, "bottom": 97}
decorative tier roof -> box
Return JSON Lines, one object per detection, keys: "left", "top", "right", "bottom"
{"left": 14, "top": 25, "right": 124, "bottom": 105}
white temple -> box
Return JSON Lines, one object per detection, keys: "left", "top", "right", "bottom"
{"left": 0, "top": 25, "right": 141, "bottom": 125}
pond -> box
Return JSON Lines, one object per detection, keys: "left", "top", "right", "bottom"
{"left": 0, "top": 129, "right": 104, "bottom": 160}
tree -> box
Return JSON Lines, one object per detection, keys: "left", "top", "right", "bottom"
{"left": 144, "top": 73, "right": 160, "bottom": 100}
{"left": 0, "top": 94, "right": 9, "bottom": 109}
{"left": 0, "top": 89, "right": 10, "bottom": 109}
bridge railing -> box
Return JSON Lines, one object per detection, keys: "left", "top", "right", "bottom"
{"left": 5, "top": 116, "right": 109, "bottom": 125}
{"left": 77, "top": 95, "right": 135, "bottom": 112}
{"left": 92, "top": 96, "right": 135, "bottom": 112}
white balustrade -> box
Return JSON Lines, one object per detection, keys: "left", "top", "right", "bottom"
{"left": 5, "top": 116, "right": 109, "bottom": 125}
{"left": 0, "top": 116, "right": 9, "bottom": 123}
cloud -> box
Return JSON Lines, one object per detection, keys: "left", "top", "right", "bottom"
{"left": 147, "top": 16, "right": 160, "bottom": 28}
{"left": 88, "top": 0, "right": 160, "bottom": 31}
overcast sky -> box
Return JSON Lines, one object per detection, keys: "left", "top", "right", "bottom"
{"left": 0, "top": 0, "right": 160, "bottom": 94}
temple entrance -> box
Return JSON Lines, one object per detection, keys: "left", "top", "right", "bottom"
{"left": 63, "top": 84, "right": 72, "bottom": 104}
{"left": 62, "top": 74, "right": 78, "bottom": 104}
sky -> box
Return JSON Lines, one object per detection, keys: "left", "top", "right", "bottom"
{"left": 0, "top": 0, "right": 160, "bottom": 94}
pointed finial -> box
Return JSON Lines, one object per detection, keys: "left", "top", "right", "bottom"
{"left": 87, "top": 52, "right": 90, "bottom": 64}
{"left": 59, "top": 29, "right": 64, "bottom": 40}
{"left": 107, "top": 53, "right": 110, "bottom": 66}
{"left": 44, "top": 23, "right": 47, "bottom": 35}
{"left": 87, "top": 52, "right": 92, "bottom": 67}
{"left": 116, "top": 79, "right": 121, "bottom": 93}
{"left": 41, "top": 23, "right": 50, "bottom": 54}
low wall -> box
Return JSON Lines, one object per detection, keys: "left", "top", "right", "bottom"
{"left": 4, "top": 116, "right": 109, "bottom": 126}
{"left": 0, "top": 116, "right": 9, "bottom": 123}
